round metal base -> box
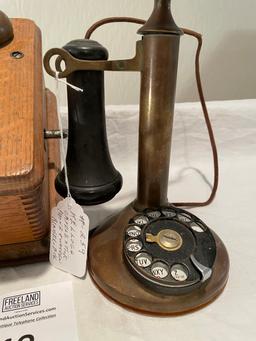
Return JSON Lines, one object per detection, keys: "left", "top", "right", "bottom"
{"left": 88, "top": 203, "right": 229, "bottom": 315}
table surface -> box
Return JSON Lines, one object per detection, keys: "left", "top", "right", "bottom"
{"left": 0, "top": 99, "right": 255, "bottom": 341}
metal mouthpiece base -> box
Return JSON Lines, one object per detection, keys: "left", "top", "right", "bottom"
{"left": 88, "top": 203, "right": 229, "bottom": 315}
{"left": 137, "top": 0, "right": 183, "bottom": 35}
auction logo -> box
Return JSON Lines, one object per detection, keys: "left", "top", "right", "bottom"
{"left": 2, "top": 291, "right": 41, "bottom": 312}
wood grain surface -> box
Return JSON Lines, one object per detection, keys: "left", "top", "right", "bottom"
{"left": 0, "top": 19, "right": 59, "bottom": 249}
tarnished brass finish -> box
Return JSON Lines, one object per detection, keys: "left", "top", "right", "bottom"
{"left": 146, "top": 229, "right": 183, "bottom": 251}
{"left": 43, "top": 0, "right": 229, "bottom": 315}
{"left": 135, "top": 34, "right": 180, "bottom": 209}
{"left": 0, "top": 11, "right": 14, "bottom": 47}
{"left": 89, "top": 204, "right": 229, "bottom": 315}
{"left": 87, "top": 0, "right": 229, "bottom": 315}
{"left": 138, "top": 0, "right": 183, "bottom": 35}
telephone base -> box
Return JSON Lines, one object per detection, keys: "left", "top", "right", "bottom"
{"left": 88, "top": 203, "right": 229, "bottom": 315}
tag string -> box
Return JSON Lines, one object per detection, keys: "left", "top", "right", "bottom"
{"left": 55, "top": 72, "right": 84, "bottom": 199}
{"left": 57, "top": 77, "right": 84, "bottom": 92}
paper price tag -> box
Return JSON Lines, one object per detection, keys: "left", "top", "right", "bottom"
{"left": 50, "top": 197, "right": 89, "bottom": 277}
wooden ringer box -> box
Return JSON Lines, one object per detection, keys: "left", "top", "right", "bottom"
{"left": 0, "top": 18, "right": 59, "bottom": 265}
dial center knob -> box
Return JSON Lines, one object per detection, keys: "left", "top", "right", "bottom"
{"left": 146, "top": 229, "right": 183, "bottom": 251}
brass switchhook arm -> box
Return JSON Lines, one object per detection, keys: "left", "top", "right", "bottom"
{"left": 43, "top": 16, "right": 219, "bottom": 209}
{"left": 43, "top": 40, "right": 143, "bottom": 78}
{"left": 84, "top": 17, "right": 218, "bottom": 209}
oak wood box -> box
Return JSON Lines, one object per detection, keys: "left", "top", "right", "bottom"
{"left": 0, "top": 18, "right": 59, "bottom": 266}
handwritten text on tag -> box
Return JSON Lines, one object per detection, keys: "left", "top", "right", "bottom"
{"left": 50, "top": 197, "right": 89, "bottom": 277}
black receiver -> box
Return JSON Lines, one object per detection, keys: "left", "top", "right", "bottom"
{"left": 55, "top": 39, "right": 122, "bottom": 205}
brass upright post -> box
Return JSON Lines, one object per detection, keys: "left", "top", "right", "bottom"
{"left": 87, "top": 0, "right": 229, "bottom": 315}
{"left": 135, "top": 0, "right": 183, "bottom": 209}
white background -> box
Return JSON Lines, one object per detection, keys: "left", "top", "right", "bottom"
{"left": 0, "top": 1, "right": 256, "bottom": 339}
{"left": 0, "top": 0, "right": 256, "bottom": 105}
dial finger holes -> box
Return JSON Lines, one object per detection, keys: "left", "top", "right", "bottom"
{"left": 135, "top": 253, "right": 152, "bottom": 268}
{"left": 177, "top": 213, "right": 192, "bottom": 223}
{"left": 190, "top": 222, "right": 205, "bottom": 233}
{"left": 171, "top": 264, "right": 188, "bottom": 282}
{"left": 126, "top": 225, "right": 141, "bottom": 237}
{"left": 151, "top": 262, "right": 169, "bottom": 279}
{"left": 161, "top": 208, "right": 176, "bottom": 218}
{"left": 126, "top": 239, "right": 143, "bottom": 253}
{"left": 133, "top": 215, "right": 149, "bottom": 226}
{"left": 147, "top": 210, "right": 161, "bottom": 219}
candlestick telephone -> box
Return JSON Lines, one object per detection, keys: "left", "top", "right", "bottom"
{"left": 0, "top": 0, "right": 229, "bottom": 315}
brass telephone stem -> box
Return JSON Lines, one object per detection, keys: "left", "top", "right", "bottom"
{"left": 135, "top": 34, "right": 180, "bottom": 209}
{"left": 85, "top": 18, "right": 219, "bottom": 209}
{"left": 86, "top": 0, "right": 229, "bottom": 315}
